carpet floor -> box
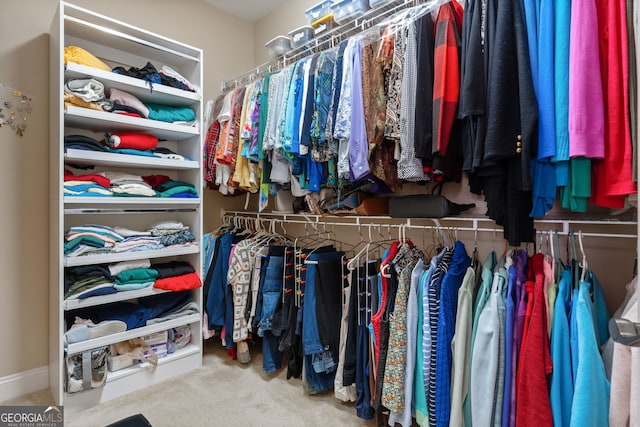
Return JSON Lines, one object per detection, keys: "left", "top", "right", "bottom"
{"left": 5, "top": 340, "right": 376, "bottom": 426}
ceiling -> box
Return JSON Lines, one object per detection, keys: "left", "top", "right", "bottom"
{"left": 202, "top": 0, "right": 289, "bottom": 23}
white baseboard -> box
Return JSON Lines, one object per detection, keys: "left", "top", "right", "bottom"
{"left": 0, "top": 366, "right": 49, "bottom": 403}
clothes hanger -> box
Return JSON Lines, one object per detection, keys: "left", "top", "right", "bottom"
{"left": 553, "top": 231, "right": 564, "bottom": 281}
{"left": 548, "top": 230, "right": 555, "bottom": 282}
{"left": 333, "top": 223, "right": 360, "bottom": 255}
{"left": 469, "top": 227, "right": 479, "bottom": 271}
{"left": 367, "top": 224, "right": 399, "bottom": 261}
{"left": 303, "top": 222, "right": 341, "bottom": 265}
{"left": 346, "top": 224, "right": 384, "bottom": 270}
{"left": 577, "top": 230, "right": 588, "bottom": 283}
{"left": 347, "top": 225, "right": 374, "bottom": 271}
{"left": 380, "top": 224, "right": 405, "bottom": 278}
{"left": 294, "top": 221, "right": 329, "bottom": 248}
{"left": 569, "top": 231, "right": 583, "bottom": 289}
{"left": 379, "top": 0, "right": 450, "bottom": 36}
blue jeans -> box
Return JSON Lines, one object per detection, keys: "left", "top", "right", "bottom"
{"left": 262, "top": 331, "right": 283, "bottom": 374}
{"left": 302, "top": 250, "right": 344, "bottom": 392}
{"left": 257, "top": 250, "right": 284, "bottom": 337}
{"left": 205, "top": 233, "right": 232, "bottom": 330}
{"left": 258, "top": 246, "right": 286, "bottom": 373}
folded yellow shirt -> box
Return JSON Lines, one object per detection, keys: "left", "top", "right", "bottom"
{"left": 63, "top": 93, "right": 104, "bottom": 111}
{"left": 64, "top": 46, "right": 111, "bottom": 72}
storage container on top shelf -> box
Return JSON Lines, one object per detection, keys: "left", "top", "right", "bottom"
{"left": 265, "top": 35, "right": 291, "bottom": 58}
{"left": 330, "top": 0, "right": 371, "bottom": 25}
{"left": 305, "top": 0, "right": 336, "bottom": 25}
{"left": 368, "top": 0, "right": 404, "bottom": 8}
{"left": 312, "top": 14, "right": 337, "bottom": 37}
{"left": 288, "top": 26, "right": 315, "bottom": 49}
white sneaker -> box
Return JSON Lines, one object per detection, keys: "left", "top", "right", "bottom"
{"left": 65, "top": 317, "right": 127, "bottom": 344}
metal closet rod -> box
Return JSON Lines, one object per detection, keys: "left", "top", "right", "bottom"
{"left": 219, "top": 0, "right": 432, "bottom": 92}
{"left": 221, "top": 211, "right": 637, "bottom": 239}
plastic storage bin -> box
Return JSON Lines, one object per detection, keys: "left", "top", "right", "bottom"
{"left": 312, "top": 14, "right": 337, "bottom": 36}
{"left": 107, "top": 346, "right": 134, "bottom": 372}
{"left": 142, "top": 330, "right": 168, "bottom": 360}
{"left": 288, "top": 25, "right": 315, "bottom": 49}
{"left": 305, "top": 1, "right": 335, "bottom": 25}
{"left": 369, "top": 0, "right": 403, "bottom": 8}
{"left": 265, "top": 35, "right": 291, "bottom": 58}
{"left": 330, "top": 0, "right": 370, "bottom": 25}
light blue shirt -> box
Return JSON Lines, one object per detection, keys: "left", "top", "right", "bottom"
{"left": 570, "top": 280, "right": 610, "bottom": 426}
{"left": 550, "top": 269, "right": 573, "bottom": 427}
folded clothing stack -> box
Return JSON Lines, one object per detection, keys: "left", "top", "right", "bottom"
{"left": 101, "top": 171, "right": 156, "bottom": 197}
{"left": 143, "top": 175, "right": 198, "bottom": 198}
{"left": 64, "top": 222, "right": 196, "bottom": 259}
{"left": 66, "top": 290, "right": 195, "bottom": 331}
{"left": 64, "top": 258, "right": 201, "bottom": 300}
{"left": 65, "top": 264, "right": 116, "bottom": 300}
{"left": 106, "top": 87, "right": 196, "bottom": 124}
{"left": 112, "top": 61, "right": 199, "bottom": 94}
{"left": 64, "top": 134, "right": 186, "bottom": 160}
{"left": 149, "top": 220, "right": 196, "bottom": 246}
{"left": 152, "top": 260, "right": 202, "bottom": 291}
{"left": 64, "top": 224, "right": 124, "bottom": 255}
{"left": 64, "top": 78, "right": 110, "bottom": 112}
{"left": 64, "top": 169, "right": 112, "bottom": 197}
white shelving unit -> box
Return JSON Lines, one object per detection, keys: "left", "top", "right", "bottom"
{"left": 50, "top": 2, "right": 203, "bottom": 413}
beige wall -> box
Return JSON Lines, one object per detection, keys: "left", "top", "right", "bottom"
{"left": 0, "top": 0, "right": 254, "bottom": 380}
{"left": 253, "top": 0, "right": 318, "bottom": 65}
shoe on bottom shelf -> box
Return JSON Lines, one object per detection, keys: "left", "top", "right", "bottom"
{"left": 65, "top": 317, "right": 127, "bottom": 344}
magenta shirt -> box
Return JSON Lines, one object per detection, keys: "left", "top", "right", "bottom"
{"left": 568, "top": 0, "right": 605, "bottom": 158}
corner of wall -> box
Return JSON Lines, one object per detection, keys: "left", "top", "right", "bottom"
{"left": 0, "top": 366, "right": 49, "bottom": 404}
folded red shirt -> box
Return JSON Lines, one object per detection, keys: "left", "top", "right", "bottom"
{"left": 104, "top": 132, "right": 158, "bottom": 150}
{"left": 64, "top": 172, "right": 111, "bottom": 188}
{"left": 153, "top": 272, "right": 202, "bottom": 291}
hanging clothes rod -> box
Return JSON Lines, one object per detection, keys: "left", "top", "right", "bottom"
{"left": 219, "top": 0, "right": 441, "bottom": 92}
{"left": 221, "top": 211, "right": 638, "bottom": 239}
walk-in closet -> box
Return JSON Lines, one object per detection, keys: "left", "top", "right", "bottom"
{"left": 0, "top": 0, "right": 638, "bottom": 425}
